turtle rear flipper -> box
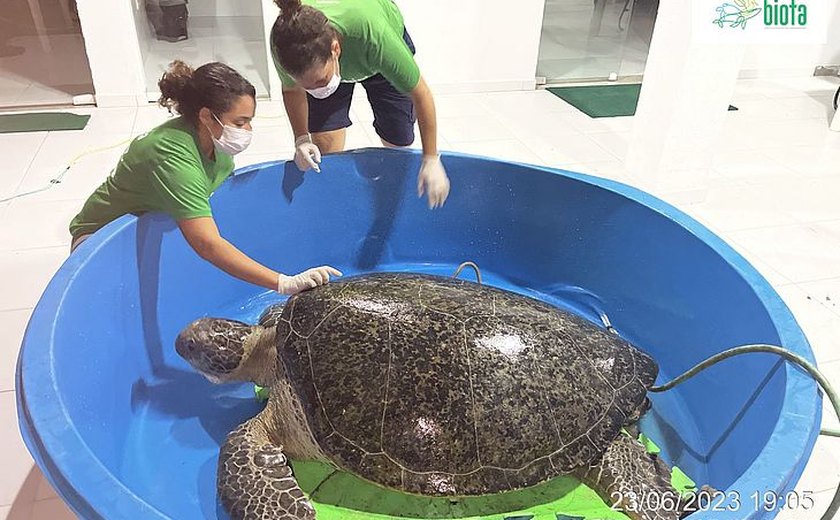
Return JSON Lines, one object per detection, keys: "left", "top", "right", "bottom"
{"left": 574, "top": 433, "right": 688, "bottom": 520}
{"left": 219, "top": 415, "right": 315, "bottom": 520}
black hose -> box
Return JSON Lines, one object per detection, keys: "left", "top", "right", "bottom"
{"left": 650, "top": 344, "right": 840, "bottom": 520}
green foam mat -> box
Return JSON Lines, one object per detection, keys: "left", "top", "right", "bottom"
{"left": 290, "top": 432, "right": 696, "bottom": 520}
{"left": 547, "top": 84, "right": 737, "bottom": 118}
{"left": 0, "top": 112, "right": 90, "bottom": 133}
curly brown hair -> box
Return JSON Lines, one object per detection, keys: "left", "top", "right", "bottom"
{"left": 157, "top": 60, "right": 256, "bottom": 122}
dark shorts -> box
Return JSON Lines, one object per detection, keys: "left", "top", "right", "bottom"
{"left": 307, "top": 29, "right": 417, "bottom": 147}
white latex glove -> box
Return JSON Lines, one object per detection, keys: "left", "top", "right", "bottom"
{"left": 277, "top": 266, "right": 342, "bottom": 295}
{"left": 417, "top": 154, "right": 450, "bottom": 209}
{"left": 294, "top": 134, "right": 322, "bottom": 172}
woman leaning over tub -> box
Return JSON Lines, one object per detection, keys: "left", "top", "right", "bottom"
{"left": 69, "top": 60, "right": 341, "bottom": 295}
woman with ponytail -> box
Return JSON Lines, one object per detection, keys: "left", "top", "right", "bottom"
{"left": 270, "top": 0, "right": 450, "bottom": 209}
{"left": 69, "top": 60, "right": 341, "bottom": 295}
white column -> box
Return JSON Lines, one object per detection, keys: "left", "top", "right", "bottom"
{"left": 624, "top": 1, "right": 744, "bottom": 203}
{"left": 76, "top": 0, "right": 147, "bottom": 107}
{"left": 261, "top": 0, "right": 283, "bottom": 101}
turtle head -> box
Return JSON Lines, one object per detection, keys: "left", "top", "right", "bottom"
{"left": 176, "top": 317, "right": 274, "bottom": 385}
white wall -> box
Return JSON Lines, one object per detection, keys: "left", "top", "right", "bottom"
{"left": 739, "top": 1, "right": 840, "bottom": 77}
{"left": 133, "top": 0, "right": 154, "bottom": 56}
{"left": 189, "top": 0, "right": 263, "bottom": 18}
{"left": 262, "top": 0, "right": 282, "bottom": 98}
{"left": 393, "top": 0, "right": 546, "bottom": 93}
{"left": 77, "top": 0, "right": 147, "bottom": 106}
{"left": 263, "top": 0, "right": 547, "bottom": 97}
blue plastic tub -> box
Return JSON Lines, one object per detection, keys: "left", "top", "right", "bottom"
{"left": 16, "top": 148, "right": 820, "bottom": 519}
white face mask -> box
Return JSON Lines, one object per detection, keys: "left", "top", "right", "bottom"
{"left": 208, "top": 112, "right": 252, "bottom": 156}
{"left": 305, "top": 56, "right": 341, "bottom": 99}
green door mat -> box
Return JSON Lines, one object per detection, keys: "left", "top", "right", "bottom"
{"left": 547, "top": 84, "right": 737, "bottom": 118}
{"left": 0, "top": 112, "right": 90, "bottom": 133}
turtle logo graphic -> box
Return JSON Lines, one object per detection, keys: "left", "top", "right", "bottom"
{"left": 713, "top": 0, "right": 762, "bottom": 28}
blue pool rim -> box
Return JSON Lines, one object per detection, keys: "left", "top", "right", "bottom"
{"left": 15, "top": 148, "right": 820, "bottom": 520}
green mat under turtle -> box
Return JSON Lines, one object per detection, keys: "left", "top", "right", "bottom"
{"left": 547, "top": 84, "right": 737, "bottom": 118}
{"left": 289, "top": 432, "right": 696, "bottom": 520}
{"left": 0, "top": 112, "right": 90, "bottom": 133}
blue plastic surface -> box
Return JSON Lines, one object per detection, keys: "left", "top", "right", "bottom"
{"left": 16, "top": 148, "right": 820, "bottom": 519}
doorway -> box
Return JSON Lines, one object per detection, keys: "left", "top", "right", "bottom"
{"left": 134, "top": 0, "right": 271, "bottom": 100}
{"left": 0, "top": 0, "right": 95, "bottom": 108}
{"left": 537, "top": 0, "right": 659, "bottom": 84}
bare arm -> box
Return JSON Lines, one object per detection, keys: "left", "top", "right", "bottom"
{"left": 178, "top": 217, "right": 342, "bottom": 292}
{"left": 410, "top": 76, "right": 439, "bottom": 158}
{"left": 283, "top": 86, "right": 324, "bottom": 171}
{"left": 410, "top": 76, "right": 449, "bottom": 208}
{"left": 178, "top": 217, "right": 280, "bottom": 290}
{"left": 282, "top": 86, "right": 311, "bottom": 139}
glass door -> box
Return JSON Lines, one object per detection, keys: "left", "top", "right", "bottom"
{"left": 617, "top": 0, "right": 658, "bottom": 79}
{"left": 134, "top": 0, "right": 271, "bottom": 99}
{"left": 0, "top": 0, "right": 95, "bottom": 108}
{"left": 537, "top": 0, "right": 659, "bottom": 84}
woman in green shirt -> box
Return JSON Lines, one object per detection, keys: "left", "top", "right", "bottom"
{"left": 69, "top": 61, "right": 341, "bottom": 295}
{"left": 270, "top": 0, "right": 451, "bottom": 209}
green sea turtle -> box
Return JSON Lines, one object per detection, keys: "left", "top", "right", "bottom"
{"left": 176, "top": 269, "right": 707, "bottom": 520}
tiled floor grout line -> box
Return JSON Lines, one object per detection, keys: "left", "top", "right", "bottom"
{"left": 1, "top": 134, "right": 49, "bottom": 220}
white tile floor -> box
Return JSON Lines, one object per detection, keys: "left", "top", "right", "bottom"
{"left": 1, "top": 76, "right": 840, "bottom": 519}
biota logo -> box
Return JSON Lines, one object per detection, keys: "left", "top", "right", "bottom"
{"left": 713, "top": 0, "right": 808, "bottom": 29}
{"left": 713, "top": 0, "right": 761, "bottom": 28}
{"left": 763, "top": 0, "right": 808, "bottom": 26}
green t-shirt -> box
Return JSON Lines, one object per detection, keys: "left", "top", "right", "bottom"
{"left": 271, "top": 0, "right": 421, "bottom": 93}
{"left": 69, "top": 117, "right": 234, "bottom": 239}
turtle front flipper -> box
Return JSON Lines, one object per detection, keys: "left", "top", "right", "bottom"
{"left": 219, "top": 415, "right": 315, "bottom": 520}
{"left": 573, "top": 433, "right": 695, "bottom": 520}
